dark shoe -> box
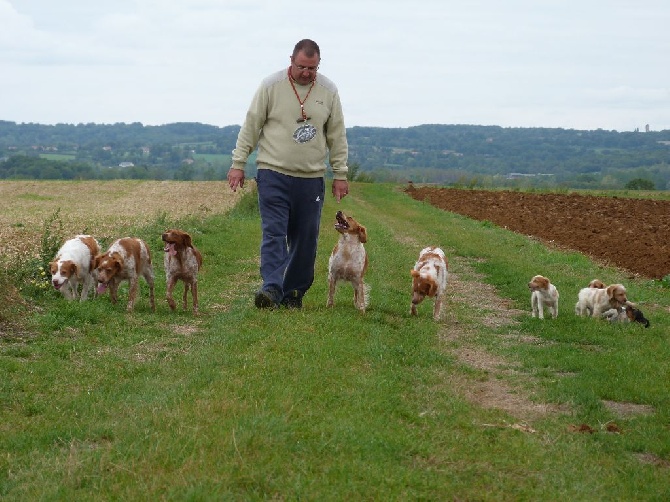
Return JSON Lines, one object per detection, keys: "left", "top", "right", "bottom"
{"left": 281, "top": 290, "right": 303, "bottom": 309}
{"left": 255, "top": 289, "right": 280, "bottom": 309}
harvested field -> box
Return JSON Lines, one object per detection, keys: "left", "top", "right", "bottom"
{"left": 0, "top": 180, "right": 242, "bottom": 263}
{"left": 406, "top": 186, "right": 670, "bottom": 279}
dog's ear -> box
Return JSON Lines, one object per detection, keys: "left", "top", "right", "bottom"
{"left": 182, "top": 232, "right": 193, "bottom": 248}
{"left": 358, "top": 225, "right": 367, "bottom": 243}
{"left": 411, "top": 269, "right": 420, "bottom": 278}
{"left": 428, "top": 281, "right": 438, "bottom": 298}
{"left": 93, "top": 255, "right": 102, "bottom": 269}
{"left": 110, "top": 252, "right": 124, "bottom": 270}
{"left": 606, "top": 285, "right": 616, "bottom": 299}
{"left": 68, "top": 262, "right": 78, "bottom": 277}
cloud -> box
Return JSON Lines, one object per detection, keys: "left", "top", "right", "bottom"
{"left": 1, "top": 0, "right": 669, "bottom": 130}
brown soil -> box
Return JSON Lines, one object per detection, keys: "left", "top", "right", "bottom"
{"left": 406, "top": 186, "right": 670, "bottom": 280}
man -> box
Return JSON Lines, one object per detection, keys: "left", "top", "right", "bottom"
{"left": 228, "top": 39, "right": 349, "bottom": 309}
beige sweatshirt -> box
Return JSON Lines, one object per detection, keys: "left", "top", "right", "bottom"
{"left": 230, "top": 68, "right": 348, "bottom": 180}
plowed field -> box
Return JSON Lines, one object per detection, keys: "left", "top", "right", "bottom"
{"left": 406, "top": 186, "right": 670, "bottom": 280}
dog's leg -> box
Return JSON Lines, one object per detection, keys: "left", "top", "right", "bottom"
{"left": 433, "top": 296, "right": 442, "bottom": 321}
{"left": 80, "top": 274, "right": 93, "bottom": 301}
{"left": 166, "top": 276, "right": 177, "bottom": 311}
{"left": 109, "top": 281, "right": 119, "bottom": 305}
{"left": 72, "top": 278, "right": 81, "bottom": 301}
{"left": 354, "top": 280, "right": 365, "bottom": 312}
{"left": 182, "top": 282, "right": 189, "bottom": 310}
{"left": 145, "top": 269, "right": 156, "bottom": 312}
{"left": 191, "top": 281, "right": 198, "bottom": 315}
{"left": 327, "top": 276, "right": 336, "bottom": 308}
{"left": 127, "top": 278, "right": 139, "bottom": 311}
{"left": 531, "top": 295, "right": 538, "bottom": 318}
{"left": 62, "top": 281, "right": 75, "bottom": 300}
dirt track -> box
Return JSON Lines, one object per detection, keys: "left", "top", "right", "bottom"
{"left": 406, "top": 186, "right": 670, "bottom": 280}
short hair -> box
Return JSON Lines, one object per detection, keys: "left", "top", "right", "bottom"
{"left": 292, "top": 39, "right": 320, "bottom": 59}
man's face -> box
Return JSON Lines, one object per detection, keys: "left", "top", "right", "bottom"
{"left": 290, "top": 51, "right": 320, "bottom": 85}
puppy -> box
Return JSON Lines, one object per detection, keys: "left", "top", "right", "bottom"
{"left": 49, "top": 234, "right": 100, "bottom": 301}
{"left": 327, "top": 211, "right": 369, "bottom": 312}
{"left": 575, "top": 283, "right": 627, "bottom": 317}
{"left": 528, "top": 275, "right": 559, "bottom": 319}
{"left": 626, "top": 304, "right": 651, "bottom": 327}
{"left": 94, "top": 237, "right": 156, "bottom": 312}
{"left": 603, "top": 303, "right": 650, "bottom": 328}
{"left": 574, "top": 279, "right": 607, "bottom": 316}
{"left": 410, "top": 246, "right": 448, "bottom": 320}
{"left": 588, "top": 279, "right": 605, "bottom": 289}
{"left": 162, "top": 229, "right": 203, "bottom": 314}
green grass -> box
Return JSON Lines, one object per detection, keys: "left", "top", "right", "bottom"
{"left": 1, "top": 183, "right": 669, "bottom": 500}
{"left": 192, "top": 153, "right": 232, "bottom": 164}
{"left": 39, "top": 153, "right": 77, "bottom": 161}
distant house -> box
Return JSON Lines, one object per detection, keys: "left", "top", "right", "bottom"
{"left": 118, "top": 162, "right": 134, "bottom": 168}
{"left": 507, "top": 173, "right": 536, "bottom": 180}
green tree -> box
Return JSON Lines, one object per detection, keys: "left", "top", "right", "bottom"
{"left": 625, "top": 178, "right": 655, "bottom": 190}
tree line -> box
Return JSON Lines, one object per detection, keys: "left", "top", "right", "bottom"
{"left": 1, "top": 120, "right": 669, "bottom": 189}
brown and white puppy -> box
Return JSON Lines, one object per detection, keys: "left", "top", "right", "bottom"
{"left": 410, "top": 246, "right": 448, "bottom": 320}
{"left": 574, "top": 279, "right": 607, "bottom": 316}
{"left": 49, "top": 234, "right": 100, "bottom": 301}
{"left": 588, "top": 279, "right": 605, "bottom": 289}
{"left": 528, "top": 275, "right": 559, "bottom": 319}
{"left": 327, "top": 211, "right": 369, "bottom": 312}
{"left": 162, "top": 229, "right": 203, "bottom": 314}
{"left": 575, "top": 283, "right": 627, "bottom": 318}
{"left": 94, "top": 237, "right": 156, "bottom": 312}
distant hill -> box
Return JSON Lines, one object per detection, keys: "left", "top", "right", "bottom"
{"left": 1, "top": 120, "right": 669, "bottom": 188}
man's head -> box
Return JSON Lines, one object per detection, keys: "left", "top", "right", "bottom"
{"left": 290, "top": 39, "right": 320, "bottom": 85}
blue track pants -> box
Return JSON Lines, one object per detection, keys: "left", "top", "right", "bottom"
{"left": 256, "top": 169, "right": 325, "bottom": 302}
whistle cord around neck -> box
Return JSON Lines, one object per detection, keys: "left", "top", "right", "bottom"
{"left": 288, "top": 67, "right": 315, "bottom": 123}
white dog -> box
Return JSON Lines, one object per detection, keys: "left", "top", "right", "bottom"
{"left": 49, "top": 235, "right": 100, "bottom": 300}
{"left": 94, "top": 237, "right": 156, "bottom": 312}
{"left": 327, "top": 211, "right": 369, "bottom": 312}
{"left": 575, "top": 283, "right": 628, "bottom": 318}
{"left": 410, "top": 246, "right": 448, "bottom": 320}
{"left": 528, "top": 275, "right": 559, "bottom": 319}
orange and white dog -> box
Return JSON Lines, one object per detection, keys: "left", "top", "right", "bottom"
{"left": 575, "top": 283, "right": 628, "bottom": 318}
{"left": 587, "top": 279, "right": 605, "bottom": 289}
{"left": 410, "top": 246, "right": 448, "bottom": 320}
{"left": 327, "top": 211, "right": 369, "bottom": 312}
{"left": 49, "top": 234, "right": 100, "bottom": 301}
{"left": 94, "top": 237, "right": 156, "bottom": 312}
{"left": 162, "top": 229, "right": 203, "bottom": 314}
{"left": 527, "top": 275, "right": 559, "bottom": 319}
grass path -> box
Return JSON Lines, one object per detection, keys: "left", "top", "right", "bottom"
{"left": 1, "top": 182, "right": 669, "bottom": 500}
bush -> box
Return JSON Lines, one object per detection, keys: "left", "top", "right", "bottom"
{"left": 625, "top": 178, "right": 655, "bottom": 190}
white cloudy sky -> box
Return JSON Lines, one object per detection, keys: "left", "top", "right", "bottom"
{"left": 2, "top": 0, "right": 668, "bottom": 131}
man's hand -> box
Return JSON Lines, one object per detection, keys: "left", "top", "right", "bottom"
{"left": 228, "top": 168, "right": 245, "bottom": 192}
{"left": 332, "top": 179, "right": 349, "bottom": 203}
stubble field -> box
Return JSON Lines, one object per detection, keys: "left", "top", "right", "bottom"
{"left": 0, "top": 180, "right": 241, "bottom": 265}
